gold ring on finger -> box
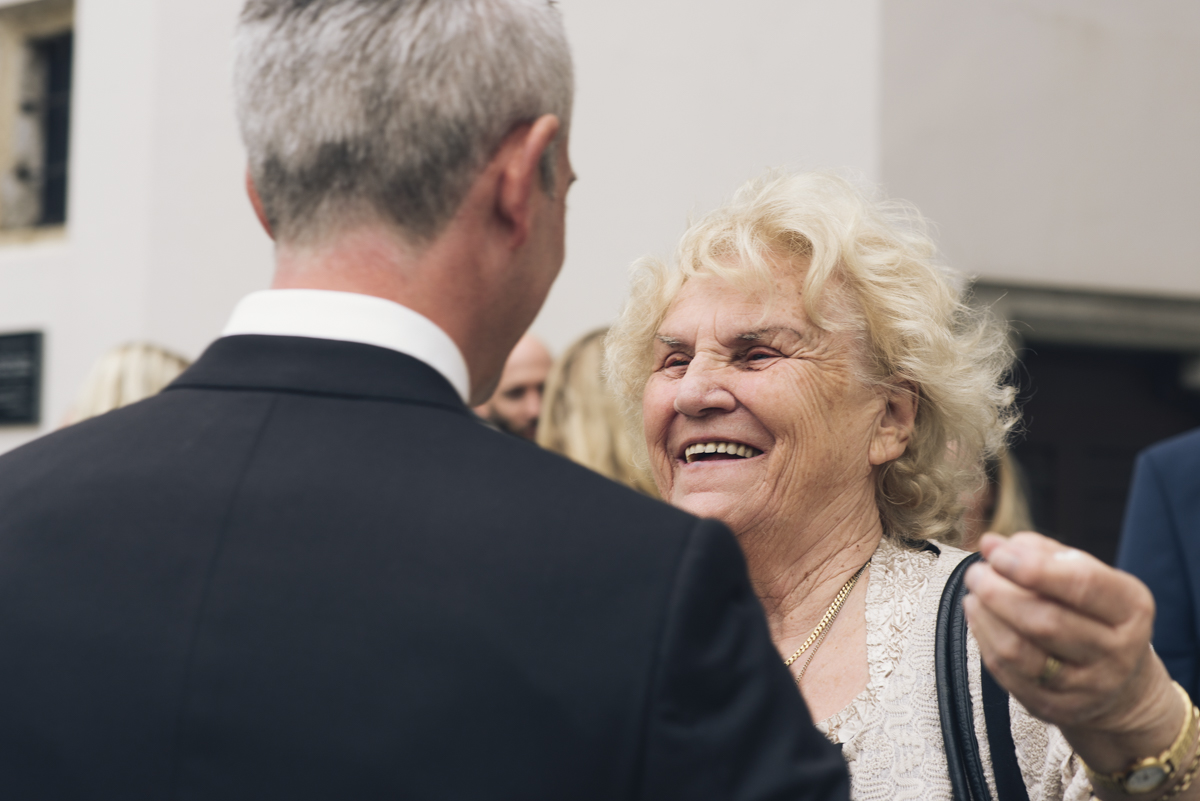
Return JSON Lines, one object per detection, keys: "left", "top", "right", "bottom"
{"left": 1038, "top": 654, "right": 1063, "bottom": 687}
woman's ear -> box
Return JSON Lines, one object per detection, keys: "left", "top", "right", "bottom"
{"left": 869, "top": 380, "right": 919, "bottom": 466}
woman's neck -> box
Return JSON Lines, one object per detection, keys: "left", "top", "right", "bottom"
{"left": 741, "top": 488, "right": 884, "bottom": 650}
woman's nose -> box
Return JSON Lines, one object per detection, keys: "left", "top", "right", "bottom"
{"left": 673, "top": 359, "right": 737, "bottom": 417}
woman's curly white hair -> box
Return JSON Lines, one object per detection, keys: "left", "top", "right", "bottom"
{"left": 605, "top": 171, "right": 1018, "bottom": 544}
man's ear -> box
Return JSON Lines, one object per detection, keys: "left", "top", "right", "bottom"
{"left": 869, "top": 380, "right": 919, "bottom": 466}
{"left": 494, "top": 114, "right": 561, "bottom": 249}
{"left": 246, "top": 169, "right": 274, "bottom": 240}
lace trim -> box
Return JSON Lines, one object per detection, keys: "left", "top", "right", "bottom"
{"left": 817, "top": 537, "right": 937, "bottom": 743}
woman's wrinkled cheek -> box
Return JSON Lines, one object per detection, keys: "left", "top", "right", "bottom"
{"left": 641, "top": 379, "right": 676, "bottom": 494}
{"left": 731, "top": 499, "right": 778, "bottom": 541}
{"left": 754, "top": 455, "right": 809, "bottom": 527}
{"left": 653, "top": 451, "right": 675, "bottom": 499}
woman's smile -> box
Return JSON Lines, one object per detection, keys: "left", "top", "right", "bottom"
{"left": 643, "top": 272, "right": 882, "bottom": 530}
{"left": 680, "top": 440, "right": 764, "bottom": 463}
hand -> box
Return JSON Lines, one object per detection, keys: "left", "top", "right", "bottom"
{"left": 963, "top": 532, "right": 1186, "bottom": 777}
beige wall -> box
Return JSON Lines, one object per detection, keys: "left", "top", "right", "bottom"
{"left": 882, "top": 0, "right": 1200, "bottom": 297}
{"left": 0, "top": 0, "right": 73, "bottom": 230}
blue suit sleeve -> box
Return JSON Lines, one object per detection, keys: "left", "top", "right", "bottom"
{"left": 1118, "top": 450, "right": 1199, "bottom": 699}
{"left": 638, "top": 518, "right": 849, "bottom": 801}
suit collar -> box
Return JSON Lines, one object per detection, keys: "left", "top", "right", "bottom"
{"left": 221, "top": 290, "right": 471, "bottom": 403}
{"left": 168, "top": 335, "right": 469, "bottom": 414}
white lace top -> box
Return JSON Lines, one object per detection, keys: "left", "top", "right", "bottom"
{"left": 815, "top": 537, "right": 1094, "bottom": 801}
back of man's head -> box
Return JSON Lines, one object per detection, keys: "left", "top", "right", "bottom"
{"left": 234, "top": 0, "right": 573, "bottom": 247}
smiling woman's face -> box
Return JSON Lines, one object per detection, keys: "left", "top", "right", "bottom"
{"left": 642, "top": 270, "right": 894, "bottom": 538}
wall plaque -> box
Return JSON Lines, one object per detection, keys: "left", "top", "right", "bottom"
{"left": 0, "top": 332, "right": 42, "bottom": 425}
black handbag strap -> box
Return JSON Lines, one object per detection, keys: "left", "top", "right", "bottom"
{"left": 935, "top": 550, "right": 1031, "bottom": 801}
{"left": 937, "top": 551, "right": 991, "bottom": 801}
{"left": 982, "top": 664, "right": 1031, "bottom": 801}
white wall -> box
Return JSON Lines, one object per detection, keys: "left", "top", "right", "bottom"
{"left": 0, "top": 0, "right": 883, "bottom": 453}
{"left": 533, "top": 0, "right": 883, "bottom": 351}
{"left": 882, "top": 0, "right": 1200, "bottom": 297}
{"left": 0, "top": 0, "right": 271, "bottom": 454}
{"left": 140, "top": 0, "right": 271, "bottom": 353}
{"left": 1, "top": 0, "right": 1193, "bottom": 454}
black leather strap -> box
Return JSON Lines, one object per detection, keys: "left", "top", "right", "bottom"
{"left": 982, "top": 665, "right": 1031, "bottom": 801}
{"left": 937, "top": 551, "right": 992, "bottom": 801}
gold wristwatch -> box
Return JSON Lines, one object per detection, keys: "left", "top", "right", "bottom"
{"left": 1085, "top": 682, "right": 1200, "bottom": 795}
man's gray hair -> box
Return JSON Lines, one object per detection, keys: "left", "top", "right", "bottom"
{"left": 234, "top": 0, "right": 574, "bottom": 244}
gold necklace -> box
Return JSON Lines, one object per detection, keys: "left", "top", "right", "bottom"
{"left": 782, "top": 558, "right": 871, "bottom": 685}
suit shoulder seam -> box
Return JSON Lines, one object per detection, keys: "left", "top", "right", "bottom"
{"left": 629, "top": 517, "right": 709, "bottom": 799}
{"left": 166, "top": 394, "right": 280, "bottom": 797}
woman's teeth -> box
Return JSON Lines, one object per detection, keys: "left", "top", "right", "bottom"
{"left": 683, "top": 442, "right": 763, "bottom": 463}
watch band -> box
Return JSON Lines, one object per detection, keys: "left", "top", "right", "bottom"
{"left": 1085, "top": 682, "right": 1200, "bottom": 796}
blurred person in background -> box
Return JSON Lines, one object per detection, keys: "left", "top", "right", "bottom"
{"left": 62, "top": 342, "right": 191, "bottom": 426}
{"left": 0, "top": 2, "right": 849, "bottom": 799}
{"left": 961, "top": 446, "right": 1034, "bottom": 551}
{"left": 607, "top": 170, "right": 1200, "bottom": 801}
{"left": 1118, "top": 428, "right": 1200, "bottom": 703}
{"left": 473, "top": 332, "right": 551, "bottom": 439}
{"left": 537, "top": 327, "right": 658, "bottom": 496}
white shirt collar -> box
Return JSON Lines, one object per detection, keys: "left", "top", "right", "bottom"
{"left": 222, "top": 289, "right": 471, "bottom": 404}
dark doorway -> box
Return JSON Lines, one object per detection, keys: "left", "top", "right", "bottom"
{"left": 1009, "top": 343, "right": 1200, "bottom": 565}
{"left": 32, "top": 31, "right": 73, "bottom": 226}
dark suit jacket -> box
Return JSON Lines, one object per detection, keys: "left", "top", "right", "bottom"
{"left": 1118, "top": 427, "right": 1200, "bottom": 701}
{"left": 0, "top": 335, "right": 847, "bottom": 801}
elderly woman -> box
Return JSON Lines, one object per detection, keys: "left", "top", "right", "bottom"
{"left": 607, "top": 172, "right": 1200, "bottom": 801}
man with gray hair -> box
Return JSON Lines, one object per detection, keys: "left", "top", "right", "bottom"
{"left": 0, "top": 2, "right": 848, "bottom": 799}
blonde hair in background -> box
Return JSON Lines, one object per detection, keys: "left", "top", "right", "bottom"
{"left": 990, "top": 449, "right": 1033, "bottom": 536}
{"left": 537, "top": 328, "right": 659, "bottom": 498}
{"left": 67, "top": 342, "right": 191, "bottom": 425}
{"left": 955, "top": 442, "right": 1035, "bottom": 551}
{"left": 969, "top": 447, "right": 1034, "bottom": 546}
{"left": 606, "top": 170, "right": 1018, "bottom": 544}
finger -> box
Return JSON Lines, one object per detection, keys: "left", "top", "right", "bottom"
{"left": 965, "top": 594, "right": 1131, "bottom": 728}
{"left": 980, "top": 532, "right": 1153, "bottom": 627}
{"left": 964, "top": 562, "right": 1120, "bottom": 665}
{"left": 964, "top": 594, "right": 1096, "bottom": 698}
{"left": 964, "top": 593, "right": 1062, "bottom": 690}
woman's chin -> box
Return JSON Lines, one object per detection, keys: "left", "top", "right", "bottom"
{"left": 669, "top": 489, "right": 746, "bottom": 531}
